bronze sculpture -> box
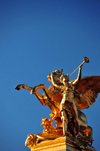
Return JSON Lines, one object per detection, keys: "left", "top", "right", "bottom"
{"left": 15, "top": 57, "right": 100, "bottom": 149}
{"left": 53, "top": 66, "right": 82, "bottom": 137}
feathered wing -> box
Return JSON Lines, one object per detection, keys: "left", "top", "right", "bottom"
{"left": 72, "top": 76, "right": 100, "bottom": 110}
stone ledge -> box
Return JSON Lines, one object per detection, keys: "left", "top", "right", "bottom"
{"left": 31, "top": 136, "right": 96, "bottom": 151}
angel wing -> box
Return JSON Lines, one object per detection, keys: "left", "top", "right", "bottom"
{"left": 72, "top": 76, "right": 100, "bottom": 110}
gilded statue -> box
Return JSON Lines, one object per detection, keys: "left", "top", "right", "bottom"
{"left": 51, "top": 65, "right": 82, "bottom": 137}
{"left": 15, "top": 57, "right": 100, "bottom": 149}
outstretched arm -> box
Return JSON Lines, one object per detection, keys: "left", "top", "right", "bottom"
{"left": 73, "top": 65, "right": 82, "bottom": 85}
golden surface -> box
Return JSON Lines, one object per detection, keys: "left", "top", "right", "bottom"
{"left": 15, "top": 58, "right": 99, "bottom": 149}
{"left": 29, "top": 136, "right": 96, "bottom": 151}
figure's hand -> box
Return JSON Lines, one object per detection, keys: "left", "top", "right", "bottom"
{"left": 79, "top": 64, "right": 82, "bottom": 70}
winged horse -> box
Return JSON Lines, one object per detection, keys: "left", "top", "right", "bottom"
{"left": 15, "top": 57, "right": 100, "bottom": 144}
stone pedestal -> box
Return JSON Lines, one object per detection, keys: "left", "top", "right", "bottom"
{"left": 31, "top": 136, "right": 96, "bottom": 151}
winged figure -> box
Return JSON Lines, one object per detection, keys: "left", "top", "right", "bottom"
{"left": 15, "top": 57, "right": 100, "bottom": 147}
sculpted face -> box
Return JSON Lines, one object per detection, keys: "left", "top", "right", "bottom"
{"left": 47, "top": 69, "right": 63, "bottom": 82}
{"left": 60, "top": 74, "right": 69, "bottom": 84}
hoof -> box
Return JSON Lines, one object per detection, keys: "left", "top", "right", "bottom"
{"left": 15, "top": 85, "right": 21, "bottom": 90}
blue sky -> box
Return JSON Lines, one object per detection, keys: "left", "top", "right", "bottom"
{"left": 0, "top": 0, "right": 100, "bottom": 151}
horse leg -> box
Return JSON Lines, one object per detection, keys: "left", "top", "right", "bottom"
{"left": 15, "top": 84, "right": 32, "bottom": 91}
{"left": 30, "top": 84, "right": 53, "bottom": 106}
{"left": 15, "top": 84, "right": 46, "bottom": 105}
{"left": 33, "top": 90, "right": 46, "bottom": 105}
{"left": 31, "top": 84, "right": 51, "bottom": 99}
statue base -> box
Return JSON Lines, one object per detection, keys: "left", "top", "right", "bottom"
{"left": 30, "top": 136, "right": 96, "bottom": 151}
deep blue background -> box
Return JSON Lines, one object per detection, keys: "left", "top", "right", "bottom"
{"left": 0, "top": 0, "right": 100, "bottom": 151}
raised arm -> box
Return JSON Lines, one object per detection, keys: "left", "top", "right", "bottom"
{"left": 73, "top": 65, "right": 82, "bottom": 85}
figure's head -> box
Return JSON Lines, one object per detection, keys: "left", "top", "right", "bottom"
{"left": 47, "top": 69, "right": 63, "bottom": 82}
{"left": 60, "top": 74, "right": 69, "bottom": 84}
